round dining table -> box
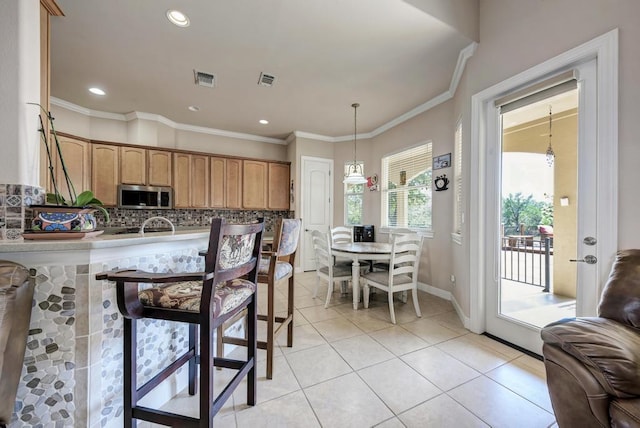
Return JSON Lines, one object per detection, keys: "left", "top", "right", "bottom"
{"left": 330, "top": 242, "right": 392, "bottom": 310}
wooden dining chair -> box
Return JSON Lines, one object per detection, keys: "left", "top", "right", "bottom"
{"left": 96, "top": 218, "right": 264, "bottom": 427}
{"left": 311, "top": 230, "right": 354, "bottom": 308}
{"left": 218, "top": 218, "right": 301, "bottom": 379}
{"left": 362, "top": 233, "right": 424, "bottom": 324}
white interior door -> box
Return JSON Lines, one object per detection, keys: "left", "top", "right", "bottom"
{"left": 301, "top": 156, "right": 333, "bottom": 271}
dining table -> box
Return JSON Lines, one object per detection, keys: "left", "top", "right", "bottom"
{"left": 330, "top": 241, "right": 392, "bottom": 310}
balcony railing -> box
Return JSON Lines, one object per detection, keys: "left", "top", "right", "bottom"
{"left": 501, "top": 236, "right": 553, "bottom": 292}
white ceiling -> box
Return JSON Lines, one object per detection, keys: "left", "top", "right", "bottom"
{"left": 51, "top": 0, "right": 475, "bottom": 140}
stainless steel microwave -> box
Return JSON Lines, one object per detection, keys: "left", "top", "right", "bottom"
{"left": 118, "top": 185, "right": 173, "bottom": 209}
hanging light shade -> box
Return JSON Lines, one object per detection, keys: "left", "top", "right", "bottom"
{"left": 343, "top": 103, "right": 367, "bottom": 184}
{"left": 546, "top": 105, "right": 555, "bottom": 167}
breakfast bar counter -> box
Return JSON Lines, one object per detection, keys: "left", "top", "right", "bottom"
{"left": 0, "top": 230, "right": 211, "bottom": 428}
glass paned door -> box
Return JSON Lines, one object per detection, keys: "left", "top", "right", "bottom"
{"left": 498, "top": 88, "right": 578, "bottom": 329}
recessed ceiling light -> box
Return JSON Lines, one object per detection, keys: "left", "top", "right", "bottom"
{"left": 188, "top": 105, "right": 200, "bottom": 112}
{"left": 166, "top": 9, "right": 190, "bottom": 27}
{"left": 259, "top": 119, "right": 269, "bottom": 125}
{"left": 89, "top": 87, "right": 105, "bottom": 96}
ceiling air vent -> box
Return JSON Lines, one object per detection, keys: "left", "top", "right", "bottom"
{"left": 194, "top": 69, "right": 215, "bottom": 88}
{"left": 258, "top": 72, "right": 276, "bottom": 87}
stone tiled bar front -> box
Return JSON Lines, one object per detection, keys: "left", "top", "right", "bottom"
{"left": 0, "top": 230, "right": 210, "bottom": 427}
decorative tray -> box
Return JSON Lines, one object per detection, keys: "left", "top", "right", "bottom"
{"left": 22, "top": 230, "right": 105, "bottom": 240}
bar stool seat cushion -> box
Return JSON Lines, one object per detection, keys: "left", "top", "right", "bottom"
{"left": 139, "top": 279, "right": 257, "bottom": 316}
{"left": 258, "top": 259, "right": 293, "bottom": 280}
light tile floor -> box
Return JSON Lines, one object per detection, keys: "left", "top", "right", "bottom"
{"left": 141, "top": 271, "right": 558, "bottom": 427}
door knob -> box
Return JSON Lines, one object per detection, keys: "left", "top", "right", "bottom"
{"left": 583, "top": 236, "right": 597, "bottom": 246}
{"left": 569, "top": 255, "right": 597, "bottom": 264}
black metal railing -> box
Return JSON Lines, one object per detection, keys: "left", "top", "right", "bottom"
{"left": 501, "top": 236, "right": 553, "bottom": 292}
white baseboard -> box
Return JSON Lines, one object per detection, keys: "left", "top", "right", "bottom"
{"left": 418, "top": 282, "right": 470, "bottom": 329}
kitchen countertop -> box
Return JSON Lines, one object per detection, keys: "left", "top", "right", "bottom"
{"left": 0, "top": 228, "right": 211, "bottom": 253}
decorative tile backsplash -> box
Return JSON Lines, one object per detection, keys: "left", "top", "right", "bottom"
{"left": 0, "top": 183, "right": 45, "bottom": 240}
{"left": 102, "top": 208, "right": 292, "bottom": 233}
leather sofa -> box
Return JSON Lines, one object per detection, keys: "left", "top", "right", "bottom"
{"left": 0, "top": 261, "right": 35, "bottom": 428}
{"left": 541, "top": 249, "right": 640, "bottom": 428}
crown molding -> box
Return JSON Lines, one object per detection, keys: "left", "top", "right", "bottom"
{"left": 370, "top": 41, "right": 477, "bottom": 138}
{"left": 41, "top": 0, "right": 64, "bottom": 16}
{"left": 296, "top": 41, "right": 478, "bottom": 142}
{"left": 50, "top": 98, "right": 287, "bottom": 145}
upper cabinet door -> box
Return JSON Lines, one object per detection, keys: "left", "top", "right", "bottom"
{"left": 173, "top": 153, "right": 191, "bottom": 208}
{"left": 226, "top": 158, "right": 242, "bottom": 209}
{"left": 191, "top": 155, "right": 209, "bottom": 208}
{"left": 51, "top": 135, "right": 91, "bottom": 202}
{"left": 148, "top": 150, "right": 172, "bottom": 187}
{"left": 268, "top": 163, "right": 290, "bottom": 210}
{"left": 242, "top": 160, "right": 268, "bottom": 209}
{"left": 120, "top": 146, "right": 146, "bottom": 185}
{"left": 91, "top": 144, "right": 119, "bottom": 206}
{"left": 210, "top": 157, "right": 226, "bottom": 208}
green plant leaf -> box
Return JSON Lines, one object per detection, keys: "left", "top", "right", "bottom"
{"left": 75, "top": 190, "right": 97, "bottom": 207}
{"left": 46, "top": 192, "right": 68, "bottom": 205}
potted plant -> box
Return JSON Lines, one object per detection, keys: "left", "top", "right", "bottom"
{"left": 26, "top": 103, "right": 109, "bottom": 234}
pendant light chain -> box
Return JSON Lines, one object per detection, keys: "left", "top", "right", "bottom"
{"left": 546, "top": 105, "right": 555, "bottom": 167}
{"left": 353, "top": 103, "right": 359, "bottom": 167}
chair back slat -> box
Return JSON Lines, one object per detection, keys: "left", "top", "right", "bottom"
{"left": 389, "top": 234, "right": 423, "bottom": 282}
{"left": 312, "top": 230, "right": 331, "bottom": 270}
{"left": 330, "top": 226, "right": 353, "bottom": 245}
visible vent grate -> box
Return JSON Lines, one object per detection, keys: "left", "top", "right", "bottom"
{"left": 258, "top": 72, "right": 276, "bottom": 87}
{"left": 194, "top": 69, "right": 215, "bottom": 88}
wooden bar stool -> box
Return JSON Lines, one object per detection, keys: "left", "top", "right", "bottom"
{"left": 218, "top": 218, "right": 301, "bottom": 379}
{"left": 97, "top": 218, "right": 264, "bottom": 427}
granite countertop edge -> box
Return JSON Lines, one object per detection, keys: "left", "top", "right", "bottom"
{"left": 0, "top": 229, "right": 211, "bottom": 253}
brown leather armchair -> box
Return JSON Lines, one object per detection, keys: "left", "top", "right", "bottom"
{"left": 541, "top": 249, "right": 640, "bottom": 428}
{"left": 0, "top": 261, "right": 35, "bottom": 428}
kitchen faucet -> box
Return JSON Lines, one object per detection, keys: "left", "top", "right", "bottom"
{"left": 139, "top": 216, "right": 175, "bottom": 236}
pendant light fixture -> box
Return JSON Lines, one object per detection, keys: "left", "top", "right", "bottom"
{"left": 546, "top": 105, "right": 555, "bottom": 167}
{"left": 343, "top": 103, "right": 367, "bottom": 184}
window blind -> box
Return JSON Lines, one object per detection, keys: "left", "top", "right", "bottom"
{"left": 454, "top": 120, "right": 463, "bottom": 234}
{"left": 383, "top": 144, "right": 432, "bottom": 189}
{"left": 382, "top": 142, "right": 432, "bottom": 229}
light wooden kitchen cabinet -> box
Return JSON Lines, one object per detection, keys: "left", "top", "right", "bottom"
{"left": 173, "top": 153, "right": 191, "bottom": 208}
{"left": 148, "top": 150, "right": 172, "bottom": 187}
{"left": 120, "top": 146, "right": 146, "bottom": 185}
{"left": 268, "top": 163, "right": 290, "bottom": 210}
{"left": 191, "top": 155, "right": 209, "bottom": 208}
{"left": 210, "top": 157, "right": 226, "bottom": 208}
{"left": 226, "top": 158, "right": 243, "bottom": 209}
{"left": 173, "top": 153, "right": 209, "bottom": 208}
{"left": 91, "top": 144, "right": 119, "bottom": 206}
{"left": 242, "top": 160, "right": 268, "bottom": 209}
{"left": 50, "top": 135, "right": 91, "bottom": 202}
